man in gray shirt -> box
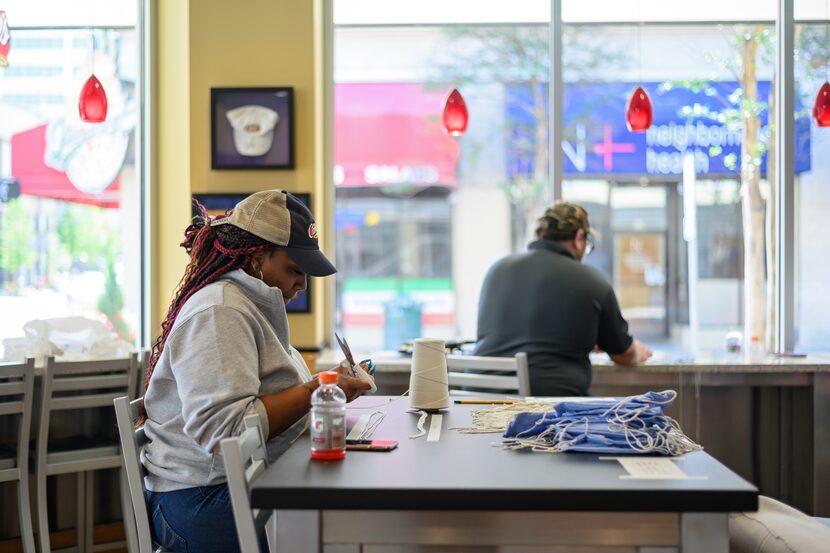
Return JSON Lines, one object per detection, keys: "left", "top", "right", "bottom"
{"left": 475, "top": 202, "right": 652, "bottom": 396}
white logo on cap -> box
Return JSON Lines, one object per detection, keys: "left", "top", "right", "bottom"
{"left": 308, "top": 223, "right": 318, "bottom": 239}
{"left": 226, "top": 105, "right": 279, "bottom": 157}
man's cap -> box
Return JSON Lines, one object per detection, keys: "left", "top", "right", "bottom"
{"left": 211, "top": 190, "right": 336, "bottom": 276}
{"left": 226, "top": 105, "right": 279, "bottom": 157}
{"left": 536, "top": 201, "right": 599, "bottom": 241}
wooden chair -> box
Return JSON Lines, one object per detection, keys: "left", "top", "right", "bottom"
{"left": 220, "top": 415, "right": 271, "bottom": 553}
{"left": 0, "top": 358, "right": 36, "bottom": 553}
{"left": 34, "top": 355, "right": 138, "bottom": 553}
{"left": 114, "top": 395, "right": 170, "bottom": 553}
{"left": 446, "top": 352, "right": 530, "bottom": 398}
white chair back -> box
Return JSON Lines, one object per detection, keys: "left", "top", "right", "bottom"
{"left": 114, "top": 395, "right": 167, "bottom": 553}
{"left": 220, "top": 415, "right": 271, "bottom": 553}
{"left": 35, "top": 354, "right": 138, "bottom": 553}
{"left": 446, "top": 352, "right": 530, "bottom": 398}
{"left": 0, "top": 358, "right": 36, "bottom": 553}
{"left": 135, "top": 348, "right": 150, "bottom": 400}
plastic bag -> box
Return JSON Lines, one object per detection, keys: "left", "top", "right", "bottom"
{"left": 1, "top": 316, "right": 132, "bottom": 367}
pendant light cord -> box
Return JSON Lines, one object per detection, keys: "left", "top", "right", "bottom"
{"left": 638, "top": 0, "right": 643, "bottom": 84}
{"left": 825, "top": 0, "right": 828, "bottom": 81}
{"left": 90, "top": 28, "right": 95, "bottom": 75}
{"left": 90, "top": 0, "right": 98, "bottom": 76}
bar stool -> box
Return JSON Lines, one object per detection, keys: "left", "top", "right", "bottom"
{"left": 34, "top": 354, "right": 138, "bottom": 553}
{"left": 0, "top": 358, "right": 36, "bottom": 553}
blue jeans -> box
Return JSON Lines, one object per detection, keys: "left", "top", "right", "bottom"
{"left": 145, "top": 483, "right": 267, "bottom": 553}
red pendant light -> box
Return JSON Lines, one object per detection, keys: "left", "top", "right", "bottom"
{"left": 815, "top": 82, "right": 830, "bottom": 127}
{"left": 0, "top": 11, "right": 11, "bottom": 67}
{"left": 79, "top": 74, "right": 108, "bottom": 123}
{"left": 818, "top": 1, "right": 830, "bottom": 127}
{"left": 626, "top": 86, "right": 653, "bottom": 132}
{"left": 442, "top": 88, "right": 468, "bottom": 136}
{"left": 626, "top": 1, "right": 653, "bottom": 133}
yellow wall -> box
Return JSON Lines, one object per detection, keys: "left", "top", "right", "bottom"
{"left": 153, "top": 0, "right": 328, "bottom": 349}
{"left": 153, "top": 0, "right": 191, "bottom": 335}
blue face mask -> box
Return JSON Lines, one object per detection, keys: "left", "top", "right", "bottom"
{"left": 502, "top": 390, "right": 700, "bottom": 456}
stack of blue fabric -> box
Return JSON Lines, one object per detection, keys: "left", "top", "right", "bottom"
{"left": 502, "top": 390, "right": 700, "bottom": 455}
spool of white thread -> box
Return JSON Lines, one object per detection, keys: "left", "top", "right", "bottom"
{"left": 409, "top": 338, "right": 449, "bottom": 411}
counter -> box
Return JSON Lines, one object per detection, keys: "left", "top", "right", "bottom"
{"left": 319, "top": 348, "right": 830, "bottom": 375}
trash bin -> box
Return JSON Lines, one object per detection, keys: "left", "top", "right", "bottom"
{"left": 383, "top": 294, "right": 423, "bottom": 350}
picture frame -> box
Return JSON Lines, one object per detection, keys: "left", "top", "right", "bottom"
{"left": 210, "top": 87, "right": 295, "bottom": 170}
{"left": 192, "top": 192, "right": 312, "bottom": 313}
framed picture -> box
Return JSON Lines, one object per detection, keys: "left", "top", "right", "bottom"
{"left": 211, "top": 87, "right": 295, "bottom": 169}
{"left": 192, "top": 192, "right": 312, "bottom": 313}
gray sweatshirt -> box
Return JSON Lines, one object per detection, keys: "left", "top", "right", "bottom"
{"left": 142, "top": 269, "right": 312, "bottom": 492}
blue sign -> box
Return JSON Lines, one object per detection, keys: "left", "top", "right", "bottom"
{"left": 507, "top": 81, "right": 811, "bottom": 178}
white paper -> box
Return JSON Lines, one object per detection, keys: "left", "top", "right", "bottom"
{"left": 603, "top": 457, "right": 707, "bottom": 480}
{"left": 427, "top": 414, "right": 443, "bottom": 442}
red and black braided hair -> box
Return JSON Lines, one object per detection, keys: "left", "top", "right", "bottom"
{"left": 142, "top": 201, "right": 279, "bottom": 395}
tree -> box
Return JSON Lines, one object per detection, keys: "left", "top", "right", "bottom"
{"left": 0, "top": 199, "right": 36, "bottom": 290}
{"left": 737, "top": 26, "right": 771, "bottom": 348}
{"left": 673, "top": 24, "right": 826, "bottom": 349}
{"left": 56, "top": 203, "right": 133, "bottom": 340}
{"left": 97, "top": 258, "right": 132, "bottom": 341}
{"left": 667, "top": 25, "right": 774, "bottom": 346}
{"left": 56, "top": 203, "right": 114, "bottom": 269}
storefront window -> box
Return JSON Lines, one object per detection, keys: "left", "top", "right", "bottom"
{"left": 794, "top": 15, "right": 830, "bottom": 351}
{"left": 563, "top": 8, "right": 788, "bottom": 355}
{"left": 0, "top": 2, "right": 142, "bottom": 357}
{"left": 334, "top": 10, "right": 552, "bottom": 351}
{"left": 333, "top": 1, "right": 826, "bottom": 354}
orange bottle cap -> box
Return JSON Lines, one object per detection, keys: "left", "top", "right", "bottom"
{"left": 318, "top": 371, "right": 338, "bottom": 384}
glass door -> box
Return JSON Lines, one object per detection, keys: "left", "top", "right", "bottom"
{"left": 609, "top": 185, "right": 669, "bottom": 340}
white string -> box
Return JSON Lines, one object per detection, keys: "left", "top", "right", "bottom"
{"left": 410, "top": 410, "right": 429, "bottom": 439}
{"left": 409, "top": 339, "right": 449, "bottom": 410}
{"left": 455, "top": 401, "right": 555, "bottom": 434}
{"left": 358, "top": 411, "right": 386, "bottom": 440}
{"left": 346, "top": 389, "right": 409, "bottom": 410}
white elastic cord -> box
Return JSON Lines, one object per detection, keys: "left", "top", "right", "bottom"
{"left": 346, "top": 414, "right": 371, "bottom": 441}
{"left": 410, "top": 410, "right": 428, "bottom": 439}
{"left": 359, "top": 411, "right": 386, "bottom": 440}
{"left": 346, "top": 389, "right": 409, "bottom": 410}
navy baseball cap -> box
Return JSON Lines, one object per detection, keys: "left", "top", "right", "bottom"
{"left": 211, "top": 189, "right": 337, "bottom": 276}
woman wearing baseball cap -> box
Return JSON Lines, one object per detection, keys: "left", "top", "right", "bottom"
{"left": 139, "top": 190, "right": 370, "bottom": 553}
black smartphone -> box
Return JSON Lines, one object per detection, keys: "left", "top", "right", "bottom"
{"left": 345, "top": 439, "right": 398, "bottom": 451}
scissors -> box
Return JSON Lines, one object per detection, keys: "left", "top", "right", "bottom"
{"left": 334, "top": 332, "right": 356, "bottom": 375}
{"left": 334, "top": 332, "right": 376, "bottom": 376}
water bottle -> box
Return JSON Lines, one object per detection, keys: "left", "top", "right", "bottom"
{"left": 746, "top": 335, "right": 764, "bottom": 363}
{"left": 310, "top": 371, "right": 346, "bottom": 461}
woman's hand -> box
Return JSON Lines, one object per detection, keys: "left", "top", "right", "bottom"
{"left": 332, "top": 361, "right": 373, "bottom": 402}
